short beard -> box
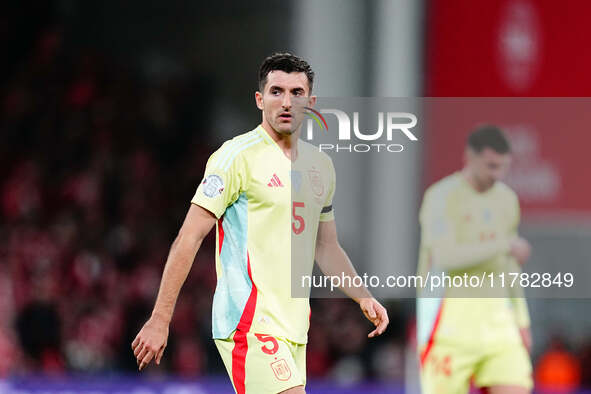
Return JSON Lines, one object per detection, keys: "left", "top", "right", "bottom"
{"left": 277, "top": 128, "right": 295, "bottom": 135}
{"left": 274, "top": 121, "right": 301, "bottom": 136}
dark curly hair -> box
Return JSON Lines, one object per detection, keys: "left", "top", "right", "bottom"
{"left": 258, "top": 52, "right": 315, "bottom": 93}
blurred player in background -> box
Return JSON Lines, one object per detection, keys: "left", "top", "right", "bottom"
{"left": 416, "top": 126, "right": 532, "bottom": 394}
{"left": 131, "top": 53, "right": 389, "bottom": 394}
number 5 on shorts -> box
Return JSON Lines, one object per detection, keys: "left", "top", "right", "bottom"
{"left": 255, "top": 333, "right": 279, "bottom": 355}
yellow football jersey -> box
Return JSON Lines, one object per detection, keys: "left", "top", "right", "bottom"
{"left": 192, "top": 125, "right": 335, "bottom": 344}
{"left": 417, "top": 172, "right": 530, "bottom": 351}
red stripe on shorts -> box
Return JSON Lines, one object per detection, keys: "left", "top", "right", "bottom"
{"left": 231, "top": 252, "right": 258, "bottom": 394}
{"left": 420, "top": 300, "right": 444, "bottom": 367}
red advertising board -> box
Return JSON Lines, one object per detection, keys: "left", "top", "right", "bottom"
{"left": 425, "top": 0, "right": 591, "bottom": 217}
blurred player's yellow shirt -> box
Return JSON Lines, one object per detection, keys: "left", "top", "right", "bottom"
{"left": 192, "top": 125, "right": 335, "bottom": 345}
{"left": 417, "top": 172, "right": 530, "bottom": 353}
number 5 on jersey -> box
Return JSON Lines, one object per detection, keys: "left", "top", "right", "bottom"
{"left": 292, "top": 202, "right": 305, "bottom": 234}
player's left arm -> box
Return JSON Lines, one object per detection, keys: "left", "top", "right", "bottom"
{"left": 506, "top": 191, "right": 532, "bottom": 351}
{"left": 314, "top": 155, "right": 388, "bottom": 337}
{"left": 507, "top": 257, "right": 532, "bottom": 352}
{"left": 315, "top": 219, "right": 389, "bottom": 338}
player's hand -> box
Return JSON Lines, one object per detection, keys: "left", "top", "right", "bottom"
{"left": 132, "top": 315, "right": 169, "bottom": 371}
{"left": 509, "top": 237, "right": 531, "bottom": 265}
{"left": 359, "top": 297, "right": 389, "bottom": 338}
{"left": 519, "top": 326, "right": 532, "bottom": 353}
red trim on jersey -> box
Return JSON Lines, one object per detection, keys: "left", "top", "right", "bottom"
{"left": 231, "top": 252, "right": 258, "bottom": 394}
{"left": 217, "top": 217, "right": 225, "bottom": 255}
{"left": 420, "top": 300, "right": 444, "bottom": 367}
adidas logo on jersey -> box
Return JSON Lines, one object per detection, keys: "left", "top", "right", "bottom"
{"left": 267, "top": 174, "right": 284, "bottom": 187}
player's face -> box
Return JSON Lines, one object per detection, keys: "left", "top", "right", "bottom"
{"left": 469, "top": 148, "right": 511, "bottom": 190}
{"left": 256, "top": 71, "right": 315, "bottom": 135}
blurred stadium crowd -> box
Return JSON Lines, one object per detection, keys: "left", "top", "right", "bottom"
{"left": 2, "top": 2, "right": 591, "bottom": 392}
{"left": 0, "top": 18, "right": 215, "bottom": 375}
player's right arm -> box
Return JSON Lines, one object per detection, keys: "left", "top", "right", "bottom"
{"left": 132, "top": 139, "right": 244, "bottom": 371}
{"left": 132, "top": 204, "right": 216, "bottom": 371}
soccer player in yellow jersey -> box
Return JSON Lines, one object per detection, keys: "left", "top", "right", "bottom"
{"left": 130, "top": 53, "right": 389, "bottom": 393}
{"left": 417, "top": 126, "right": 533, "bottom": 394}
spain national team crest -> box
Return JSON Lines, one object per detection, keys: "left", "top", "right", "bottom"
{"left": 271, "top": 359, "right": 291, "bottom": 381}
{"left": 307, "top": 168, "right": 324, "bottom": 197}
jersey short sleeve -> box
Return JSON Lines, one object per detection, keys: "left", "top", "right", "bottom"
{"left": 191, "top": 142, "right": 245, "bottom": 218}
{"left": 419, "top": 185, "right": 457, "bottom": 249}
{"left": 319, "top": 156, "right": 336, "bottom": 222}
